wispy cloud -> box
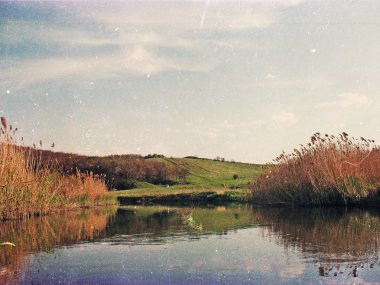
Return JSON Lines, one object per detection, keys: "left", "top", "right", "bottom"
{"left": 163, "top": 119, "right": 266, "bottom": 139}
{"left": 316, "top": 93, "right": 369, "bottom": 108}
{"left": 272, "top": 111, "right": 298, "bottom": 127}
{"left": 89, "top": 1, "right": 294, "bottom": 31}
{"left": 1, "top": 45, "right": 212, "bottom": 90}
{"left": 327, "top": 122, "right": 346, "bottom": 131}
{"left": 1, "top": 0, "right": 305, "bottom": 89}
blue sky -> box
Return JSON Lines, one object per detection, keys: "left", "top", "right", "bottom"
{"left": 1, "top": 0, "right": 379, "bottom": 163}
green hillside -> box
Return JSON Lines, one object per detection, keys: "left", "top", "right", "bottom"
{"left": 112, "top": 157, "right": 265, "bottom": 203}
{"left": 147, "top": 157, "right": 263, "bottom": 190}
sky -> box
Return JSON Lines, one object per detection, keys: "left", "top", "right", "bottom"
{"left": 1, "top": 0, "right": 380, "bottom": 163}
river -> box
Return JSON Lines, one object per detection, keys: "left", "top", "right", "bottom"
{"left": 1, "top": 205, "right": 379, "bottom": 284}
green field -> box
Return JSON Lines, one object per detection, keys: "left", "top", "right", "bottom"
{"left": 111, "top": 157, "right": 264, "bottom": 202}
{"left": 150, "top": 157, "right": 262, "bottom": 189}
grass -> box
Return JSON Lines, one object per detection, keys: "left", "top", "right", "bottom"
{"left": 111, "top": 157, "right": 263, "bottom": 203}
{"left": 114, "top": 187, "right": 249, "bottom": 198}
{"left": 112, "top": 187, "right": 251, "bottom": 204}
{"left": 0, "top": 117, "right": 116, "bottom": 220}
{"left": 147, "top": 157, "right": 263, "bottom": 189}
{"left": 251, "top": 132, "right": 380, "bottom": 206}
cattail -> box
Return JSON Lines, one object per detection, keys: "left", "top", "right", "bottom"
{"left": 1, "top": 117, "right": 7, "bottom": 129}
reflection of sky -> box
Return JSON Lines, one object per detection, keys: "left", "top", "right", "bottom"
{"left": 1, "top": 1, "right": 380, "bottom": 162}
{"left": 23, "top": 228, "right": 306, "bottom": 284}
{"left": 19, "top": 226, "right": 379, "bottom": 285}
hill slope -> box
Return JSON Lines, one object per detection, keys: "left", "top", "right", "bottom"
{"left": 110, "top": 157, "right": 264, "bottom": 203}
{"left": 145, "top": 157, "right": 263, "bottom": 190}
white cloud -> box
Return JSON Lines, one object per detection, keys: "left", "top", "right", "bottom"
{"left": 272, "top": 111, "right": 298, "bottom": 127}
{"left": 90, "top": 1, "right": 302, "bottom": 31}
{"left": 122, "top": 46, "right": 183, "bottom": 74}
{"left": 264, "top": 73, "right": 276, "bottom": 80}
{"left": 213, "top": 120, "right": 267, "bottom": 137}
{"left": 167, "top": 119, "right": 266, "bottom": 140}
{"left": 1, "top": 0, "right": 304, "bottom": 89}
{"left": 1, "top": 46, "right": 212, "bottom": 89}
{"left": 316, "top": 93, "right": 369, "bottom": 108}
{"left": 5, "top": 22, "right": 195, "bottom": 51}
{"left": 327, "top": 122, "right": 346, "bottom": 130}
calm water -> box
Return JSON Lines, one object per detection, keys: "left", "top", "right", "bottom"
{"left": 1, "top": 205, "right": 380, "bottom": 284}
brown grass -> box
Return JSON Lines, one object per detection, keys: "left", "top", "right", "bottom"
{"left": 0, "top": 117, "right": 112, "bottom": 220}
{"left": 251, "top": 132, "right": 380, "bottom": 205}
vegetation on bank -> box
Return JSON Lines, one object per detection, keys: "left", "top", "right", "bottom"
{"left": 113, "top": 188, "right": 251, "bottom": 205}
{"left": 251, "top": 133, "right": 380, "bottom": 206}
{"left": 38, "top": 152, "right": 261, "bottom": 191}
{"left": 0, "top": 118, "right": 115, "bottom": 220}
{"left": 39, "top": 151, "right": 189, "bottom": 189}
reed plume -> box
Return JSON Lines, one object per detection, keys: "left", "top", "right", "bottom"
{"left": 0, "top": 117, "right": 112, "bottom": 220}
{"left": 251, "top": 133, "right": 380, "bottom": 206}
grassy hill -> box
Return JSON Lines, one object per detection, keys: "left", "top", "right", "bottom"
{"left": 146, "top": 157, "right": 263, "bottom": 190}
{"left": 113, "top": 157, "right": 265, "bottom": 203}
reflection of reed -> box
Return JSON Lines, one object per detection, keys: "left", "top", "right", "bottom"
{"left": 254, "top": 207, "right": 380, "bottom": 276}
{"left": 0, "top": 208, "right": 116, "bottom": 285}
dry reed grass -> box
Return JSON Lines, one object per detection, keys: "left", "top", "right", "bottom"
{"left": 0, "top": 117, "right": 111, "bottom": 220}
{"left": 251, "top": 132, "right": 380, "bottom": 205}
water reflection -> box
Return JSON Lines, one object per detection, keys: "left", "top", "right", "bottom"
{"left": 104, "top": 205, "right": 256, "bottom": 245}
{"left": 1, "top": 205, "right": 380, "bottom": 284}
{"left": 0, "top": 208, "right": 116, "bottom": 284}
{"left": 254, "top": 207, "right": 380, "bottom": 277}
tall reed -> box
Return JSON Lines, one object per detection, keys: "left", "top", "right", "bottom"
{"left": 0, "top": 117, "right": 111, "bottom": 220}
{"left": 251, "top": 133, "right": 380, "bottom": 205}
